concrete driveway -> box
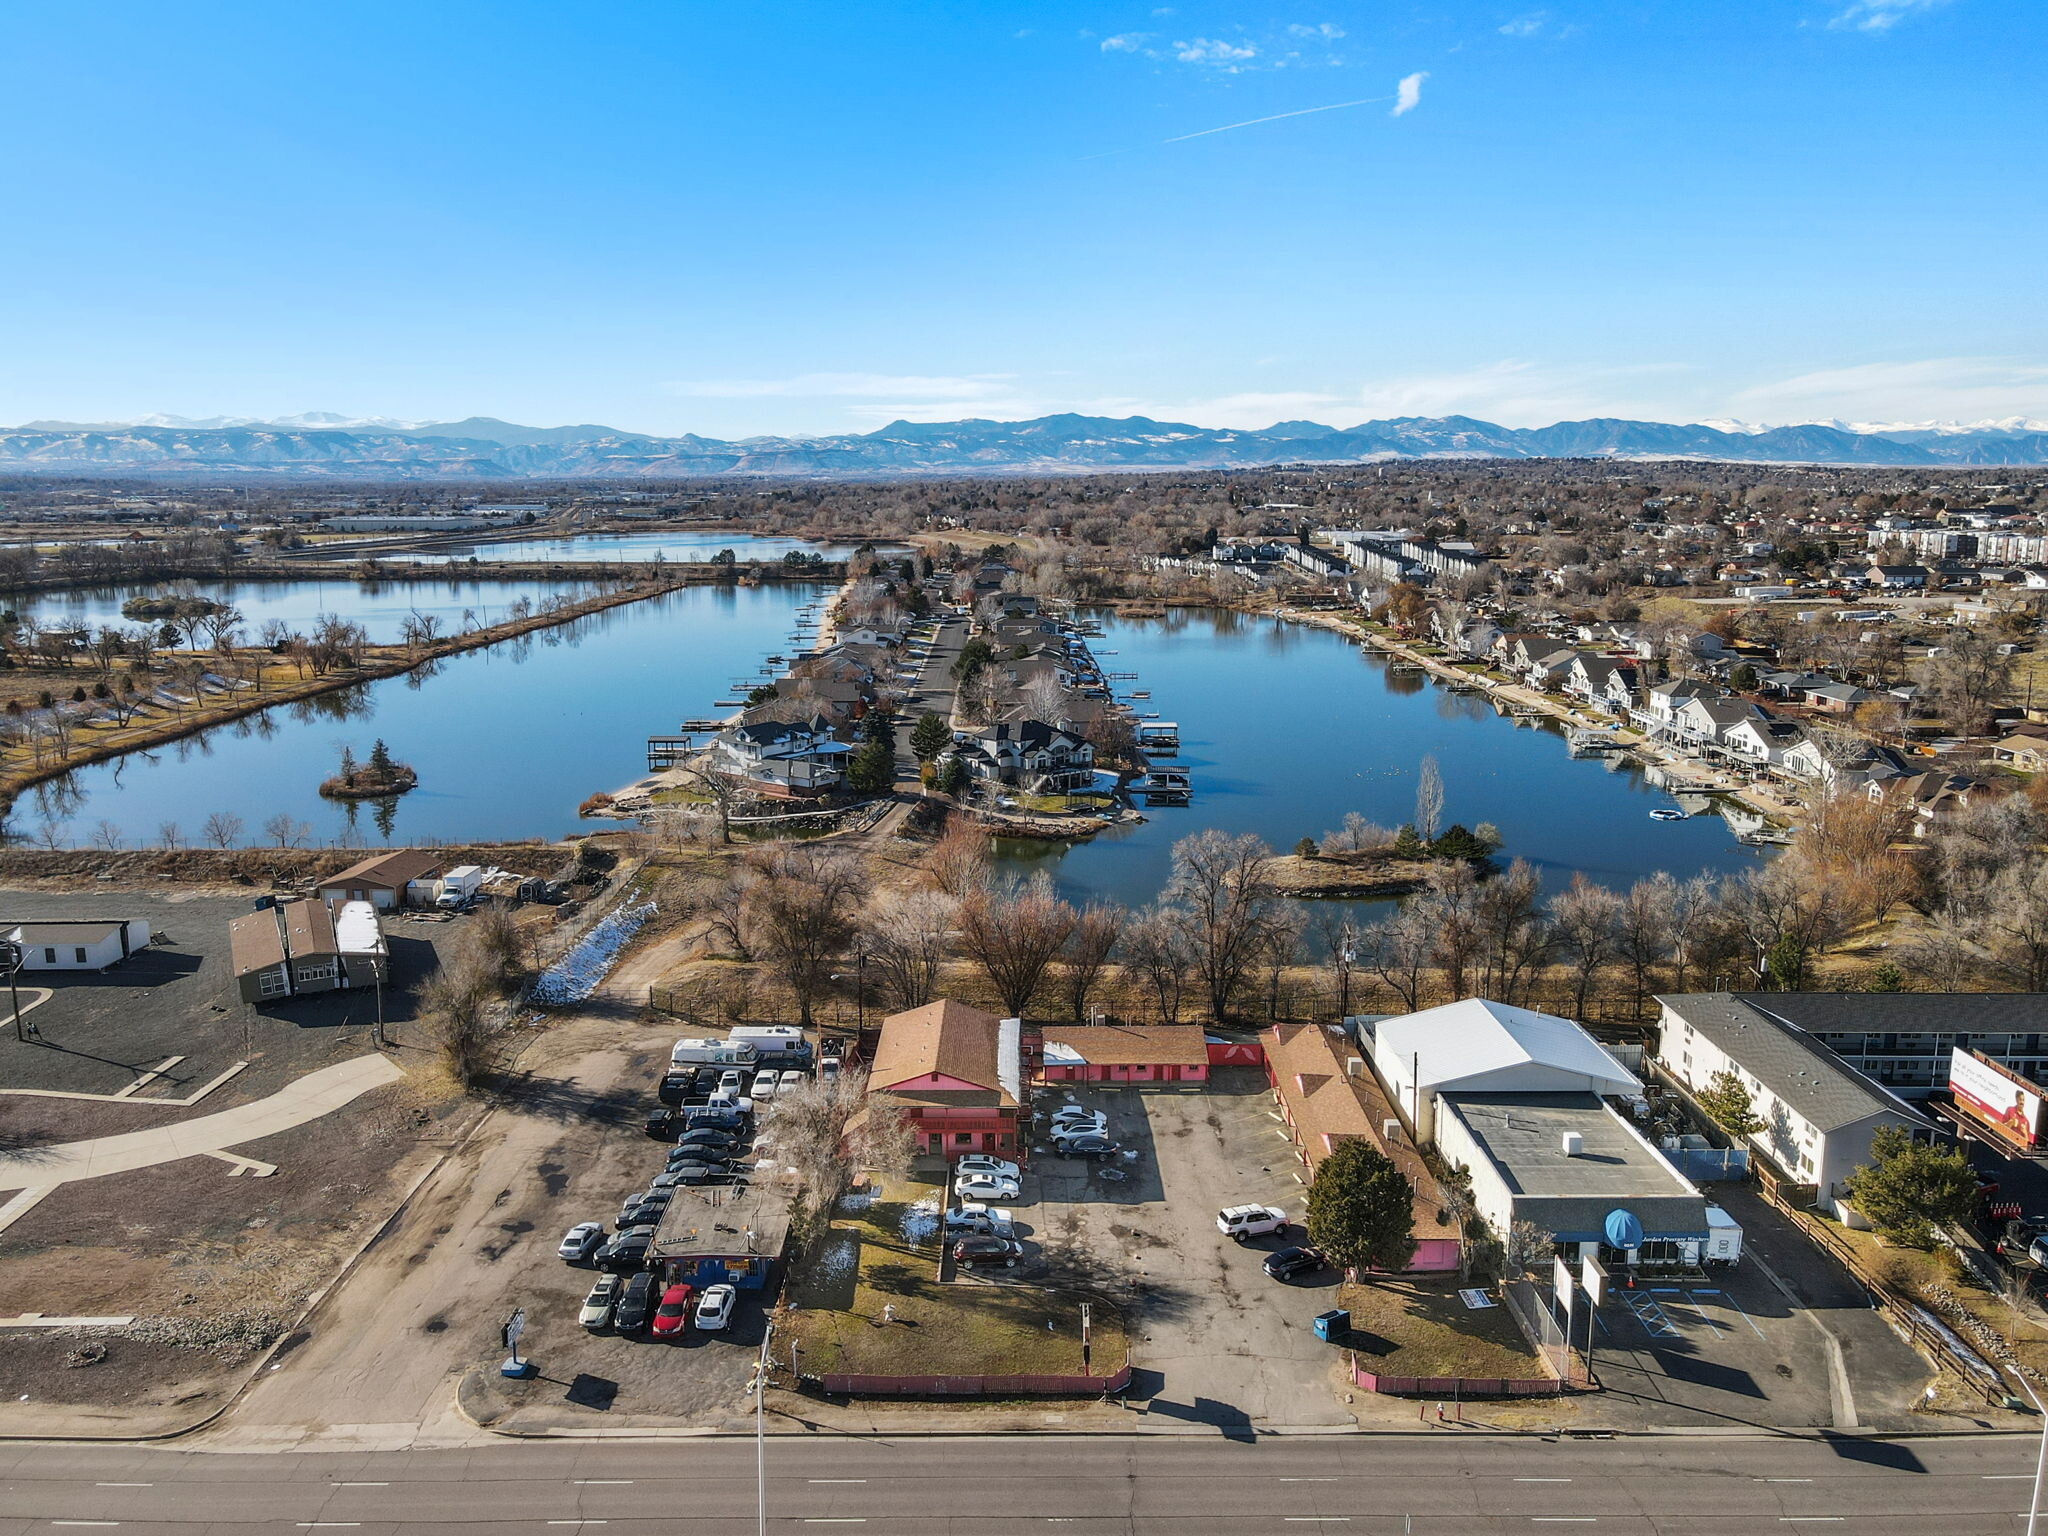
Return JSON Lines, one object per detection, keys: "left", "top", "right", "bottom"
{"left": 1023, "top": 1068, "right": 1355, "bottom": 1429}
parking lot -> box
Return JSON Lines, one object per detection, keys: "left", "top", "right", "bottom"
{"left": 986, "top": 1068, "right": 1357, "bottom": 1429}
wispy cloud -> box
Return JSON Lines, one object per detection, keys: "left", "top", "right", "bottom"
{"left": 1173, "top": 36, "right": 1260, "bottom": 68}
{"left": 1162, "top": 95, "right": 1391, "bottom": 144}
{"left": 1094, "top": 21, "right": 1346, "bottom": 71}
{"left": 665, "top": 373, "right": 1015, "bottom": 402}
{"left": 1099, "top": 32, "right": 1150, "bottom": 53}
{"left": 1828, "top": 0, "right": 1953, "bottom": 30}
{"left": 1499, "top": 10, "right": 1565, "bottom": 38}
{"left": 1733, "top": 356, "right": 2048, "bottom": 422}
{"left": 1392, "top": 71, "right": 1429, "bottom": 116}
{"left": 1287, "top": 22, "right": 1346, "bottom": 40}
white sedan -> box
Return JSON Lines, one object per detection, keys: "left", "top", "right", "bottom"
{"left": 695, "top": 1283, "right": 737, "bottom": 1331}
{"left": 955, "top": 1155, "right": 1021, "bottom": 1182}
{"left": 955, "top": 1172, "right": 1022, "bottom": 1202}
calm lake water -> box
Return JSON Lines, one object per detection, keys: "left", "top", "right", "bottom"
{"left": 12, "top": 583, "right": 820, "bottom": 847}
{"left": 1000, "top": 608, "right": 1762, "bottom": 908}
{"left": 10, "top": 575, "right": 593, "bottom": 646}
{"left": 365, "top": 529, "right": 885, "bottom": 565}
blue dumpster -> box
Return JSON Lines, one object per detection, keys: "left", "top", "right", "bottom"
{"left": 1312, "top": 1308, "right": 1349, "bottom": 1343}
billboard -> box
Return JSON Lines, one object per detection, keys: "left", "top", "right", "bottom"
{"left": 1949, "top": 1047, "right": 2045, "bottom": 1147}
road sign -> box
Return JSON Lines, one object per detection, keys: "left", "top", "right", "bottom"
{"left": 503, "top": 1307, "right": 526, "bottom": 1351}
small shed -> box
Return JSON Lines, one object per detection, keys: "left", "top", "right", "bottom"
{"left": 649, "top": 1183, "right": 794, "bottom": 1290}
{"left": 4, "top": 919, "right": 151, "bottom": 971}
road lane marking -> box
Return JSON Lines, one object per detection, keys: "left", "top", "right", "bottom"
{"left": 94, "top": 1484, "right": 152, "bottom": 1488}
{"left": 1722, "top": 1288, "right": 1767, "bottom": 1341}
{"left": 1779, "top": 1520, "right": 1843, "bottom": 1524}
{"left": 1280, "top": 1477, "right": 1338, "bottom": 1482}
{"left": 1531, "top": 1521, "right": 1597, "bottom": 1525}
{"left": 1758, "top": 1479, "right": 1813, "bottom": 1483}
{"left": 1283, "top": 1520, "right": 1349, "bottom": 1524}
{"left": 332, "top": 1483, "right": 388, "bottom": 1488}
{"left": 296, "top": 1526, "right": 362, "bottom": 1529}
{"left": 51, "top": 1524, "right": 120, "bottom": 1528}
{"left": 1516, "top": 1478, "right": 1573, "bottom": 1483}
{"left": 803, "top": 1522, "right": 867, "bottom": 1526}
{"left": 1984, "top": 1475, "right": 2033, "bottom": 1479}
{"left": 573, "top": 1480, "right": 634, "bottom": 1486}
{"left": 809, "top": 1479, "right": 868, "bottom": 1484}
{"left": 548, "top": 1523, "right": 607, "bottom": 1527}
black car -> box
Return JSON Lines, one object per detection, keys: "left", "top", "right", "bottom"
{"left": 953, "top": 1236, "right": 1024, "bottom": 1268}
{"left": 693, "top": 1066, "right": 723, "bottom": 1095}
{"left": 653, "top": 1164, "right": 740, "bottom": 1188}
{"left": 675, "top": 1129, "right": 739, "bottom": 1154}
{"left": 1263, "top": 1246, "right": 1327, "bottom": 1281}
{"left": 598, "top": 1225, "right": 658, "bottom": 1272}
{"left": 1061, "top": 1136, "right": 1121, "bottom": 1160}
{"left": 657, "top": 1073, "right": 693, "bottom": 1106}
{"left": 618, "top": 1188, "right": 675, "bottom": 1223}
{"left": 645, "top": 1108, "right": 682, "bottom": 1141}
{"left": 680, "top": 1107, "right": 746, "bottom": 1132}
{"left": 614, "top": 1270, "right": 658, "bottom": 1333}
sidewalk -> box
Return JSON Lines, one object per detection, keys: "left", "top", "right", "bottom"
{"left": 0, "top": 1054, "right": 405, "bottom": 1190}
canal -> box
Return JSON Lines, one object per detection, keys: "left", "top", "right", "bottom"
{"left": 13, "top": 582, "right": 820, "bottom": 848}
{"left": 1000, "top": 607, "right": 1763, "bottom": 909}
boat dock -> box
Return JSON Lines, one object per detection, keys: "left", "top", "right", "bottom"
{"left": 1135, "top": 721, "right": 1181, "bottom": 754}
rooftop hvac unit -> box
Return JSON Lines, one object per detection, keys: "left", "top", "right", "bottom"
{"left": 1561, "top": 1131, "right": 1585, "bottom": 1158}
{"left": 1382, "top": 1118, "right": 1402, "bottom": 1143}
{"left": 1346, "top": 1056, "right": 1365, "bottom": 1078}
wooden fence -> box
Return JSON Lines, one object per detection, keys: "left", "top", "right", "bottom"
{"left": 1349, "top": 1358, "right": 1566, "bottom": 1398}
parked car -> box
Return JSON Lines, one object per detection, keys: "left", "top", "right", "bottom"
{"left": 657, "top": 1073, "right": 692, "bottom": 1105}
{"left": 655, "top": 1164, "right": 742, "bottom": 1188}
{"left": 619, "top": 1202, "right": 669, "bottom": 1230}
{"left": 954, "top": 1235, "right": 1025, "bottom": 1268}
{"left": 1263, "top": 1246, "right": 1328, "bottom": 1281}
{"left": 667, "top": 1144, "right": 736, "bottom": 1169}
{"left": 1216, "top": 1205, "right": 1290, "bottom": 1243}
{"left": 680, "top": 1107, "right": 746, "bottom": 1132}
{"left": 955, "top": 1155, "right": 1021, "bottom": 1182}
{"left": 1059, "top": 1136, "right": 1121, "bottom": 1161}
{"left": 954, "top": 1172, "right": 1021, "bottom": 1202}
{"left": 557, "top": 1221, "right": 606, "bottom": 1262}
{"left": 675, "top": 1130, "right": 739, "bottom": 1155}
{"left": 650, "top": 1283, "right": 695, "bottom": 1339}
{"left": 693, "top": 1066, "right": 724, "bottom": 1095}
{"left": 597, "top": 1226, "right": 658, "bottom": 1272}
{"left": 751, "top": 1073, "right": 781, "bottom": 1105}
{"left": 1049, "top": 1122, "right": 1110, "bottom": 1148}
{"left": 1048, "top": 1105, "right": 1107, "bottom": 1128}
{"left": 645, "top": 1109, "right": 683, "bottom": 1141}
{"left": 614, "top": 1270, "right": 659, "bottom": 1332}
{"left": 579, "top": 1273, "right": 622, "bottom": 1330}
{"left": 695, "top": 1283, "right": 737, "bottom": 1331}
{"left": 819, "top": 1058, "right": 840, "bottom": 1083}
{"left": 718, "top": 1069, "right": 744, "bottom": 1096}
{"left": 778, "top": 1069, "right": 806, "bottom": 1094}
{"left": 943, "top": 1203, "right": 1016, "bottom": 1237}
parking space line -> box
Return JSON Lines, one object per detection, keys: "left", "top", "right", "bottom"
{"left": 1675, "top": 1294, "right": 1725, "bottom": 1332}
{"left": 1720, "top": 1285, "right": 1768, "bottom": 1341}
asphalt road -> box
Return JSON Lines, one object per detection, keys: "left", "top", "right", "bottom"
{"left": 2, "top": 1432, "right": 2045, "bottom": 1533}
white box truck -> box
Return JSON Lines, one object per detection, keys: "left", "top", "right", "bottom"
{"left": 435, "top": 865, "right": 484, "bottom": 909}
{"left": 1703, "top": 1206, "right": 1743, "bottom": 1265}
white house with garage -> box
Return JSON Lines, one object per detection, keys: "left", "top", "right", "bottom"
{"left": 3, "top": 919, "right": 151, "bottom": 971}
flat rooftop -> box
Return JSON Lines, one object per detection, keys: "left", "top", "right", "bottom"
{"left": 650, "top": 1180, "right": 795, "bottom": 1261}
{"left": 1442, "top": 1091, "right": 1708, "bottom": 1243}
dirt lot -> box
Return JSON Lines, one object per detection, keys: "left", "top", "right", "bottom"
{"left": 0, "top": 883, "right": 479, "bottom": 1434}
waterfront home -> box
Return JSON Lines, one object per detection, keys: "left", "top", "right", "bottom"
{"left": 1780, "top": 735, "right": 1912, "bottom": 790}
{"left": 709, "top": 715, "right": 851, "bottom": 798}
{"left": 948, "top": 718, "right": 1096, "bottom": 794}
{"left": 1870, "top": 770, "right": 1988, "bottom": 835}
{"left": 1454, "top": 620, "right": 1504, "bottom": 660}
{"left": 1634, "top": 678, "right": 1713, "bottom": 737}
{"left": 1564, "top": 652, "right": 1637, "bottom": 707}
{"left": 1722, "top": 716, "right": 1807, "bottom": 773}
{"left": 1673, "top": 694, "right": 1767, "bottom": 753}
{"left": 860, "top": 1000, "right": 1022, "bottom": 1160}
{"left": 1522, "top": 646, "right": 1579, "bottom": 691}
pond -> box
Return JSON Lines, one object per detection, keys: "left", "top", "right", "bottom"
{"left": 357, "top": 529, "right": 887, "bottom": 566}
{"left": 999, "top": 608, "right": 1763, "bottom": 910}
{"left": 11, "top": 582, "right": 821, "bottom": 848}
{"left": 8, "top": 575, "right": 595, "bottom": 646}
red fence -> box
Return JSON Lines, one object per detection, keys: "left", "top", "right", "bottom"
{"left": 820, "top": 1361, "right": 1132, "bottom": 1398}
{"left": 1350, "top": 1358, "right": 1565, "bottom": 1398}
{"left": 1207, "top": 1039, "right": 1265, "bottom": 1066}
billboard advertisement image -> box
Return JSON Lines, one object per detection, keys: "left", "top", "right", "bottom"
{"left": 1949, "top": 1047, "right": 2045, "bottom": 1147}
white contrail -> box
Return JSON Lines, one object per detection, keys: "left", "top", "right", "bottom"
{"left": 1161, "top": 95, "right": 1391, "bottom": 143}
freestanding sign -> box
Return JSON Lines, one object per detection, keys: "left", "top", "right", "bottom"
{"left": 1949, "top": 1047, "right": 2045, "bottom": 1148}
{"left": 1581, "top": 1253, "right": 1608, "bottom": 1310}
{"left": 500, "top": 1307, "right": 533, "bottom": 1378}
{"left": 1553, "top": 1254, "right": 1575, "bottom": 1320}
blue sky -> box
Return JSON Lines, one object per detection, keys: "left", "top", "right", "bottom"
{"left": 5, "top": 1, "right": 2042, "bottom": 437}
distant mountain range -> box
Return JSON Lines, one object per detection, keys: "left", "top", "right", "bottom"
{"left": 5, "top": 412, "right": 2048, "bottom": 479}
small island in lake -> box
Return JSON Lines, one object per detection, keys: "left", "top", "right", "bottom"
{"left": 320, "top": 739, "right": 418, "bottom": 800}
{"left": 1269, "top": 817, "right": 1503, "bottom": 898}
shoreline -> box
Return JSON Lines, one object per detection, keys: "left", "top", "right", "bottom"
{"left": 0, "top": 577, "right": 750, "bottom": 826}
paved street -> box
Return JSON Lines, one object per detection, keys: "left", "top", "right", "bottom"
{"left": 2, "top": 1431, "right": 2045, "bottom": 1532}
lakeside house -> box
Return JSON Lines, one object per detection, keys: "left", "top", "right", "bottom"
{"left": 708, "top": 715, "right": 852, "bottom": 799}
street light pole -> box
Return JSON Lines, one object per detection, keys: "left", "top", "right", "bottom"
{"left": 755, "top": 1314, "right": 774, "bottom": 1536}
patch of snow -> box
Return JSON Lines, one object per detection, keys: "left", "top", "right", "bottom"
{"left": 810, "top": 1234, "right": 858, "bottom": 1282}
{"left": 837, "top": 1185, "right": 878, "bottom": 1212}
{"left": 528, "top": 900, "right": 656, "bottom": 1005}
{"left": 899, "top": 1197, "right": 940, "bottom": 1245}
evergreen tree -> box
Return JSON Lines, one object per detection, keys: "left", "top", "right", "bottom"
{"left": 368, "top": 739, "right": 396, "bottom": 778}
{"left": 1845, "top": 1126, "right": 1979, "bottom": 1248}
{"left": 937, "top": 755, "right": 970, "bottom": 797}
{"left": 1695, "top": 1070, "right": 1764, "bottom": 1137}
{"left": 910, "top": 711, "right": 952, "bottom": 762}
{"left": 1305, "top": 1140, "right": 1417, "bottom": 1275}
{"left": 847, "top": 736, "right": 896, "bottom": 795}
{"left": 338, "top": 745, "right": 358, "bottom": 787}
{"left": 861, "top": 708, "right": 897, "bottom": 746}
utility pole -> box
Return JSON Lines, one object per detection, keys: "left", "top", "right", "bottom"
{"left": 1, "top": 942, "right": 22, "bottom": 1042}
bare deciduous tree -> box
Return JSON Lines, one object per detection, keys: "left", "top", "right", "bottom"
{"left": 747, "top": 846, "right": 866, "bottom": 1027}
{"left": 1121, "top": 904, "right": 1196, "bottom": 1023}
{"left": 200, "top": 810, "right": 244, "bottom": 850}
{"left": 860, "top": 887, "right": 958, "bottom": 1011}
{"left": 1549, "top": 874, "right": 1622, "bottom": 1021}
{"left": 1414, "top": 754, "right": 1445, "bottom": 845}
{"left": 928, "top": 813, "right": 992, "bottom": 896}
{"left": 1165, "top": 829, "right": 1278, "bottom": 1022}
{"left": 956, "top": 872, "right": 1076, "bottom": 1016}
{"left": 1059, "top": 902, "right": 1128, "bottom": 1020}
